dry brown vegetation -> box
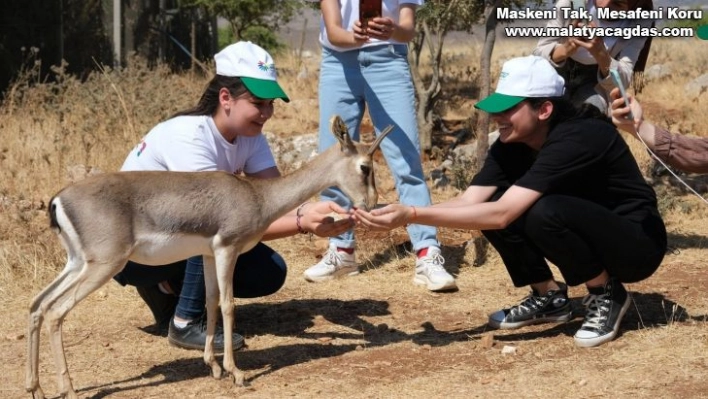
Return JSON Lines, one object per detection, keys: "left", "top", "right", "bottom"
{"left": 1, "top": 37, "right": 708, "bottom": 399}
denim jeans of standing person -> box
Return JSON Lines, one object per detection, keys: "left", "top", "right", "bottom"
{"left": 114, "top": 242, "right": 288, "bottom": 319}
{"left": 318, "top": 44, "right": 438, "bottom": 252}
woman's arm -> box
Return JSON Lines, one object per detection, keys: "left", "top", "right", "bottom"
{"left": 244, "top": 167, "right": 353, "bottom": 239}
{"left": 355, "top": 185, "right": 542, "bottom": 231}
{"left": 533, "top": 0, "right": 574, "bottom": 66}
{"left": 261, "top": 201, "right": 355, "bottom": 241}
{"left": 610, "top": 87, "right": 708, "bottom": 174}
{"left": 596, "top": 22, "right": 650, "bottom": 91}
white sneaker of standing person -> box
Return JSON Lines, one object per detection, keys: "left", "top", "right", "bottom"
{"left": 414, "top": 247, "right": 457, "bottom": 291}
{"left": 303, "top": 244, "right": 358, "bottom": 282}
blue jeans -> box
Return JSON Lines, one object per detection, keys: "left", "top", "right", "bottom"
{"left": 318, "top": 44, "right": 439, "bottom": 251}
{"left": 114, "top": 242, "right": 287, "bottom": 319}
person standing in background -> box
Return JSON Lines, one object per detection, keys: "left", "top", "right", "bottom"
{"left": 303, "top": 0, "right": 457, "bottom": 292}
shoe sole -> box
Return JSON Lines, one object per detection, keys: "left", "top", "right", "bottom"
{"left": 413, "top": 275, "right": 458, "bottom": 292}
{"left": 303, "top": 267, "right": 359, "bottom": 283}
{"left": 168, "top": 336, "right": 245, "bottom": 354}
{"left": 574, "top": 294, "right": 631, "bottom": 348}
{"left": 488, "top": 312, "right": 573, "bottom": 329}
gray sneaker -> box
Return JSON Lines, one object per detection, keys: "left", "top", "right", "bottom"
{"left": 488, "top": 283, "right": 572, "bottom": 329}
{"left": 414, "top": 247, "right": 457, "bottom": 291}
{"left": 168, "top": 313, "right": 245, "bottom": 354}
{"left": 303, "top": 244, "right": 358, "bottom": 282}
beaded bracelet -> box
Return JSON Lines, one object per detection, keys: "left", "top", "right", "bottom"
{"left": 296, "top": 202, "right": 310, "bottom": 234}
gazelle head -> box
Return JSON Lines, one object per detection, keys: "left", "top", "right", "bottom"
{"left": 329, "top": 115, "right": 393, "bottom": 211}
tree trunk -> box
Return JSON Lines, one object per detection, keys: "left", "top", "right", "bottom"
{"left": 466, "top": 0, "right": 502, "bottom": 267}
{"left": 408, "top": 20, "right": 445, "bottom": 152}
{"left": 476, "top": 0, "right": 502, "bottom": 165}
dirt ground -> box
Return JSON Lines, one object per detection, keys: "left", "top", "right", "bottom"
{"left": 2, "top": 203, "right": 708, "bottom": 399}
{"left": 2, "top": 18, "right": 707, "bottom": 399}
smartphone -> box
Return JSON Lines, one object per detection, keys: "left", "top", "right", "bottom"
{"left": 610, "top": 68, "right": 634, "bottom": 121}
{"left": 570, "top": 0, "right": 590, "bottom": 27}
{"left": 360, "top": 0, "right": 382, "bottom": 32}
{"left": 570, "top": 0, "right": 585, "bottom": 9}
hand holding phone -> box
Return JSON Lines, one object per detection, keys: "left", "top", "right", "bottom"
{"left": 360, "top": 0, "right": 382, "bottom": 33}
{"left": 609, "top": 69, "right": 634, "bottom": 121}
{"left": 570, "top": 0, "right": 589, "bottom": 27}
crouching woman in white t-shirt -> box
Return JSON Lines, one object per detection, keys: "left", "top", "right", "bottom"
{"left": 114, "top": 41, "right": 353, "bottom": 352}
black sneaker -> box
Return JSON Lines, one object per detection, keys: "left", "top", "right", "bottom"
{"left": 167, "top": 313, "right": 245, "bottom": 354}
{"left": 574, "top": 277, "right": 630, "bottom": 348}
{"left": 488, "top": 283, "right": 572, "bottom": 329}
{"left": 136, "top": 285, "right": 178, "bottom": 336}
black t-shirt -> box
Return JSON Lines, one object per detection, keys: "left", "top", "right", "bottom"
{"left": 471, "top": 118, "right": 659, "bottom": 222}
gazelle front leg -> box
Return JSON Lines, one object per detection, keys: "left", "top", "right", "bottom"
{"left": 213, "top": 247, "right": 245, "bottom": 386}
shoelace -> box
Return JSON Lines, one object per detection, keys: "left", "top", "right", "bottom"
{"left": 510, "top": 293, "right": 547, "bottom": 316}
{"left": 581, "top": 294, "right": 609, "bottom": 330}
{"left": 323, "top": 248, "right": 347, "bottom": 267}
{"left": 420, "top": 253, "right": 446, "bottom": 273}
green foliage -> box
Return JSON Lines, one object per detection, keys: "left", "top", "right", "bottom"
{"left": 415, "top": 0, "right": 546, "bottom": 34}
{"left": 181, "top": 0, "right": 303, "bottom": 52}
{"left": 666, "top": 8, "right": 708, "bottom": 31}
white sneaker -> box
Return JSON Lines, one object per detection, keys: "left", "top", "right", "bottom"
{"left": 414, "top": 247, "right": 457, "bottom": 291}
{"left": 303, "top": 244, "right": 359, "bottom": 282}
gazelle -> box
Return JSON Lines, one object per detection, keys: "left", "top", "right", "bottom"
{"left": 26, "top": 116, "right": 393, "bottom": 399}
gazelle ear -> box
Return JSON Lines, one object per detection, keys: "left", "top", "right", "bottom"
{"left": 367, "top": 124, "right": 394, "bottom": 155}
{"left": 330, "top": 115, "right": 356, "bottom": 153}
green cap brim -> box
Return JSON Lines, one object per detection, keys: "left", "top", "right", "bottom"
{"left": 241, "top": 77, "right": 290, "bottom": 102}
{"left": 474, "top": 93, "right": 525, "bottom": 113}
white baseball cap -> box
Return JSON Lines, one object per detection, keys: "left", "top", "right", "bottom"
{"left": 475, "top": 55, "right": 565, "bottom": 113}
{"left": 214, "top": 41, "right": 290, "bottom": 102}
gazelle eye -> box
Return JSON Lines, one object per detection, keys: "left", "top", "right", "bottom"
{"left": 360, "top": 165, "right": 371, "bottom": 175}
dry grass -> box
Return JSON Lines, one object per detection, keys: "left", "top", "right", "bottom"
{"left": 1, "top": 36, "right": 707, "bottom": 398}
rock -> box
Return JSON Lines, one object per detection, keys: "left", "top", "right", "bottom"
{"left": 643, "top": 64, "right": 672, "bottom": 81}
{"left": 479, "top": 334, "right": 495, "bottom": 349}
{"left": 685, "top": 74, "right": 708, "bottom": 98}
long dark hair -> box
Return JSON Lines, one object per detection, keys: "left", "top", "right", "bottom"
{"left": 525, "top": 97, "right": 611, "bottom": 131}
{"left": 170, "top": 75, "right": 250, "bottom": 118}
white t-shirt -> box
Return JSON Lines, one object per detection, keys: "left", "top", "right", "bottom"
{"left": 121, "top": 115, "right": 276, "bottom": 175}
{"left": 319, "top": 0, "right": 424, "bottom": 52}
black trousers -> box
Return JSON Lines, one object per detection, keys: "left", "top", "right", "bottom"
{"left": 482, "top": 194, "right": 667, "bottom": 287}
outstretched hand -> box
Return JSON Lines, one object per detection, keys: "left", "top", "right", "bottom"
{"left": 301, "top": 201, "right": 355, "bottom": 237}
{"left": 353, "top": 204, "right": 413, "bottom": 231}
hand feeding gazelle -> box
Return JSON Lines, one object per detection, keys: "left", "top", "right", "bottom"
{"left": 26, "top": 116, "right": 393, "bottom": 399}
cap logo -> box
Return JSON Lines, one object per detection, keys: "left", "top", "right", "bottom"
{"left": 499, "top": 71, "right": 509, "bottom": 80}
{"left": 258, "top": 60, "right": 276, "bottom": 75}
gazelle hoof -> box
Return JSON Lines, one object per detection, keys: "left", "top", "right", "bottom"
{"left": 28, "top": 387, "right": 46, "bottom": 399}
{"left": 232, "top": 370, "right": 246, "bottom": 386}
{"left": 210, "top": 364, "right": 222, "bottom": 379}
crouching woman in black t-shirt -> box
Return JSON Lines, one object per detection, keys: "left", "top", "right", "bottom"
{"left": 354, "top": 55, "right": 667, "bottom": 348}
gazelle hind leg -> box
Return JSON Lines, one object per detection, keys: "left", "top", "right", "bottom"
{"left": 26, "top": 256, "right": 83, "bottom": 399}
{"left": 43, "top": 260, "right": 127, "bottom": 399}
